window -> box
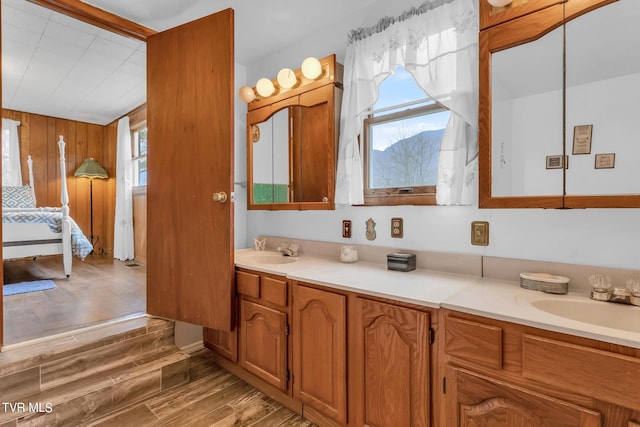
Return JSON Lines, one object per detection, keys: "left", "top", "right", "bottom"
{"left": 364, "top": 66, "right": 450, "bottom": 205}
{"left": 132, "top": 126, "right": 147, "bottom": 186}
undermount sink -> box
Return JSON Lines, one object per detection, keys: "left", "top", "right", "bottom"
{"left": 520, "top": 296, "right": 640, "bottom": 333}
{"left": 237, "top": 253, "right": 298, "bottom": 265}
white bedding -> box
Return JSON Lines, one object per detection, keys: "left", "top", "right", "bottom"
{"left": 2, "top": 209, "right": 93, "bottom": 259}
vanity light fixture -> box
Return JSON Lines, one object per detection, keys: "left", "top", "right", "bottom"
{"left": 487, "top": 0, "right": 513, "bottom": 6}
{"left": 255, "top": 77, "right": 276, "bottom": 97}
{"left": 239, "top": 56, "right": 327, "bottom": 104}
{"left": 301, "top": 56, "right": 322, "bottom": 80}
{"left": 238, "top": 85, "right": 256, "bottom": 103}
{"left": 277, "top": 68, "right": 297, "bottom": 89}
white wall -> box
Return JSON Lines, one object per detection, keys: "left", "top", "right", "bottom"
{"left": 235, "top": 1, "right": 640, "bottom": 273}
{"left": 234, "top": 62, "right": 248, "bottom": 250}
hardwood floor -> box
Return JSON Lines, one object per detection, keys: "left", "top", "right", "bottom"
{"left": 90, "top": 349, "right": 315, "bottom": 427}
{"left": 3, "top": 254, "right": 146, "bottom": 345}
{"left": 2, "top": 258, "right": 316, "bottom": 426}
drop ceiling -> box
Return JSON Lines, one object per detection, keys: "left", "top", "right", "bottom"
{"left": 2, "top": 0, "right": 145, "bottom": 125}
{"left": 2, "top": 0, "right": 378, "bottom": 126}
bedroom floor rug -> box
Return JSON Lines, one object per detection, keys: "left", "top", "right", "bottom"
{"left": 3, "top": 280, "right": 57, "bottom": 296}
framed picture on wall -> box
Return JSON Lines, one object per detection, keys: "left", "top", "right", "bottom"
{"left": 572, "top": 124, "right": 593, "bottom": 154}
{"left": 595, "top": 153, "right": 615, "bottom": 169}
{"left": 546, "top": 155, "right": 568, "bottom": 169}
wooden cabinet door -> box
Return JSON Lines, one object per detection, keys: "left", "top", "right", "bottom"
{"left": 239, "top": 299, "right": 288, "bottom": 391}
{"left": 446, "top": 367, "right": 601, "bottom": 427}
{"left": 146, "top": 9, "right": 235, "bottom": 330}
{"left": 358, "top": 298, "right": 430, "bottom": 427}
{"left": 292, "top": 284, "right": 347, "bottom": 424}
{"left": 203, "top": 327, "right": 237, "bottom": 362}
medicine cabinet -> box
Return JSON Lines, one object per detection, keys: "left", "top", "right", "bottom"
{"left": 479, "top": 0, "right": 640, "bottom": 208}
{"left": 246, "top": 54, "right": 342, "bottom": 210}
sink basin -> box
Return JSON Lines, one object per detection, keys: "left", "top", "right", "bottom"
{"left": 237, "top": 253, "right": 298, "bottom": 265}
{"left": 523, "top": 297, "right": 640, "bottom": 333}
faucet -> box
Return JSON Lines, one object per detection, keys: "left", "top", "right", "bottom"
{"left": 588, "top": 274, "right": 640, "bottom": 306}
{"left": 277, "top": 242, "right": 300, "bottom": 257}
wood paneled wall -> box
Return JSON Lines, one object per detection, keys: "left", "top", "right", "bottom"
{"left": 2, "top": 109, "right": 116, "bottom": 254}
{"left": 133, "top": 187, "right": 147, "bottom": 264}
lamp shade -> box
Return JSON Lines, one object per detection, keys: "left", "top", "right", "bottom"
{"left": 75, "top": 158, "right": 108, "bottom": 179}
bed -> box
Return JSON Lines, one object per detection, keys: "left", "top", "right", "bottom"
{"left": 2, "top": 136, "right": 93, "bottom": 276}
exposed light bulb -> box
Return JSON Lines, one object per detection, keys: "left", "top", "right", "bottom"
{"left": 277, "top": 68, "right": 297, "bottom": 89}
{"left": 255, "top": 78, "right": 276, "bottom": 97}
{"left": 301, "top": 57, "right": 322, "bottom": 80}
{"left": 238, "top": 86, "right": 256, "bottom": 103}
{"left": 487, "top": 0, "right": 513, "bottom": 6}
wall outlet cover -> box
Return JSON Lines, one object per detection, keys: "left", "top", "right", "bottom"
{"left": 391, "top": 217, "right": 403, "bottom": 238}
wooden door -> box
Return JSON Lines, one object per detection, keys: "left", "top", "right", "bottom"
{"left": 239, "top": 299, "right": 288, "bottom": 391}
{"left": 292, "top": 284, "right": 347, "bottom": 424}
{"left": 446, "top": 367, "right": 601, "bottom": 427}
{"left": 358, "top": 298, "right": 430, "bottom": 427}
{"left": 146, "top": 10, "right": 235, "bottom": 330}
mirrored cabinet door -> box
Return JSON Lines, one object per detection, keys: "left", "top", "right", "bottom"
{"left": 479, "top": 0, "right": 640, "bottom": 208}
{"left": 250, "top": 108, "right": 290, "bottom": 204}
{"left": 564, "top": 0, "right": 640, "bottom": 206}
{"left": 478, "top": 3, "right": 565, "bottom": 208}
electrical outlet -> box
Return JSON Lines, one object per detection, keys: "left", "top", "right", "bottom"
{"left": 342, "top": 220, "right": 352, "bottom": 238}
{"left": 391, "top": 217, "right": 403, "bottom": 238}
{"left": 471, "top": 221, "right": 489, "bottom": 246}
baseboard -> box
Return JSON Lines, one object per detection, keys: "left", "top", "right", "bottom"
{"left": 179, "top": 341, "right": 204, "bottom": 353}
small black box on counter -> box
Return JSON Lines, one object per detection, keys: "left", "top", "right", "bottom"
{"left": 387, "top": 253, "right": 416, "bottom": 272}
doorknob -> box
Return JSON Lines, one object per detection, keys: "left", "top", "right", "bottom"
{"left": 212, "top": 191, "right": 228, "bottom": 203}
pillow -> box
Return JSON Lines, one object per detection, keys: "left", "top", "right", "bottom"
{"left": 2, "top": 186, "right": 36, "bottom": 208}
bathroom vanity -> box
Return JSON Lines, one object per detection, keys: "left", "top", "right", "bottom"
{"left": 203, "top": 248, "right": 640, "bottom": 426}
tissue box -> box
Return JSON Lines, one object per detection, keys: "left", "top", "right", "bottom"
{"left": 387, "top": 253, "right": 416, "bottom": 272}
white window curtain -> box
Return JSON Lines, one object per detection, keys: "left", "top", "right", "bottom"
{"left": 2, "top": 118, "right": 22, "bottom": 186}
{"left": 114, "top": 116, "right": 135, "bottom": 261}
{"left": 335, "top": 0, "right": 479, "bottom": 205}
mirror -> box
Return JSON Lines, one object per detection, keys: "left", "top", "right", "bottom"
{"left": 480, "top": 0, "right": 640, "bottom": 208}
{"left": 246, "top": 58, "right": 340, "bottom": 211}
{"left": 251, "top": 108, "right": 290, "bottom": 204}
{"left": 565, "top": 0, "right": 640, "bottom": 197}
{"left": 491, "top": 26, "right": 563, "bottom": 197}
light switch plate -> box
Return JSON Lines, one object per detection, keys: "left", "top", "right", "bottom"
{"left": 471, "top": 221, "right": 489, "bottom": 246}
{"left": 391, "top": 217, "right": 403, "bottom": 238}
{"left": 342, "top": 220, "right": 352, "bottom": 238}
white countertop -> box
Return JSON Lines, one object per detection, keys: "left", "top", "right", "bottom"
{"left": 235, "top": 249, "right": 640, "bottom": 349}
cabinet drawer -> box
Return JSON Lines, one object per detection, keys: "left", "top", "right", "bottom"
{"left": 236, "top": 270, "right": 260, "bottom": 298}
{"left": 261, "top": 276, "right": 287, "bottom": 307}
{"left": 523, "top": 334, "right": 640, "bottom": 412}
{"left": 445, "top": 315, "right": 503, "bottom": 370}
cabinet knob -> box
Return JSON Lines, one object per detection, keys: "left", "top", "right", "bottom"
{"left": 212, "top": 191, "right": 228, "bottom": 203}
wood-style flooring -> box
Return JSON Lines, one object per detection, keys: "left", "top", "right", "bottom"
{"left": 3, "top": 254, "right": 146, "bottom": 345}
{"left": 90, "top": 349, "right": 315, "bottom": 427}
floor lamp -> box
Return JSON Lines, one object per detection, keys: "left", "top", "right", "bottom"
{"left": 75, "top": 158, "right": 108, "bottom": 254}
